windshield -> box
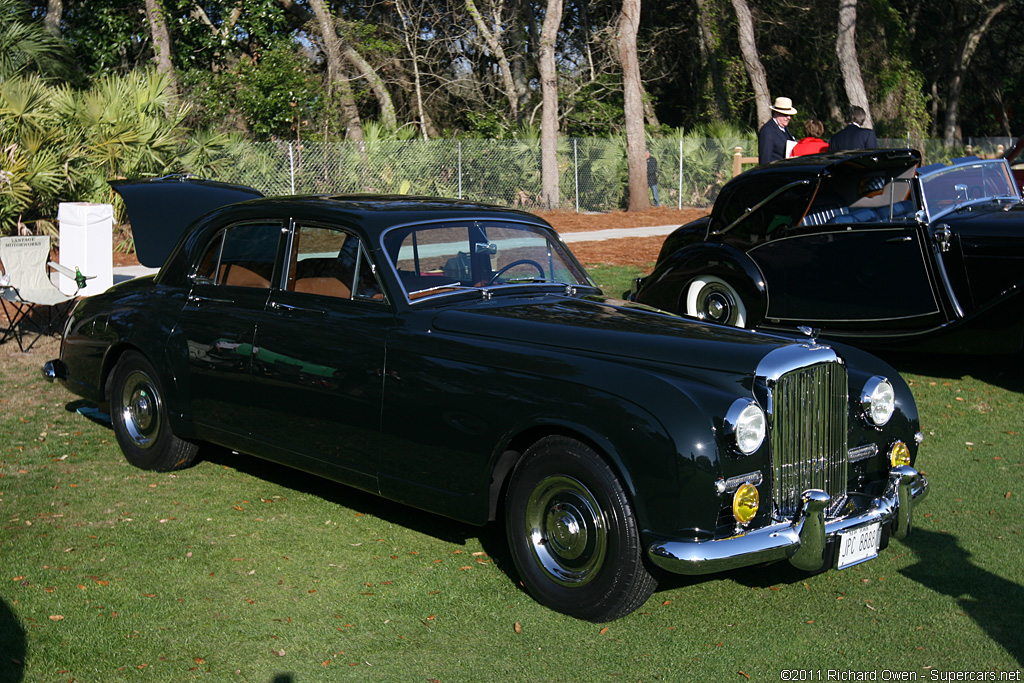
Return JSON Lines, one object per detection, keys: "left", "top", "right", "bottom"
{"left": 382, "top": 221, "right": 594, "bottom": 302}
{"left": 920, "top": 159, "right": 1019, "bottom": 217}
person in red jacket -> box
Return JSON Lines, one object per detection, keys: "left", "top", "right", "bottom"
{"left": 792, "top": 119, "right": 828, "bottom": 156}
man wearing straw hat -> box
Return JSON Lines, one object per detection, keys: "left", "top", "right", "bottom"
{"left": 758, "top": 96, "right": 798, "bottom": 165}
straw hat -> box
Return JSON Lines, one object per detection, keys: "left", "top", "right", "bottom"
{"left": 770, "top": 97, "right": 797, "bottom": 116}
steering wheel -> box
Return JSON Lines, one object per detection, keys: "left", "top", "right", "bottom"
{"left": 487, "top": 259, "right": 545, "bottom": 285}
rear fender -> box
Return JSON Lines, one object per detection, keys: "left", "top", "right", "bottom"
{"left": 639, "top": 244, "right": 767, "bottom": 326}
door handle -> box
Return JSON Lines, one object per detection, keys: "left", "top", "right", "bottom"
{"left": 188, "top": 294, "right": 234, "bottom": 304}
{"left": 269, "top": 301, "right": 326, "bottom": 315}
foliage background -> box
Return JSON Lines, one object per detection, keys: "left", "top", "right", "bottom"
{"left": 1, "top": 0, "right": 1022, "bottom": 235}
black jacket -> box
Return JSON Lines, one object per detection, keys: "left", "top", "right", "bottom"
{"left": 828, "top": 124, "right": 878, "bottom": 151}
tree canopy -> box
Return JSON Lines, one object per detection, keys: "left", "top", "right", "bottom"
{"left": 1, "top": 0, "right": 1021, "bottom": 231}
{"left": 20, "top": 0, "right": 1024, "bottom": 142}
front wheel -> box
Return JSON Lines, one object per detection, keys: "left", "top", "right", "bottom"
{"left": 110, "top": 351, "right": 198, "bottom": 471}
{"left": 505, "top": 436, "right": 656, "bottom": 622}
{"left": 685, "top": 275, "right": 747, "bottom": 327}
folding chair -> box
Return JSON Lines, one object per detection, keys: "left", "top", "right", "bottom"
{"left": 0, "top": 235, "right": 92, "bottom": 352}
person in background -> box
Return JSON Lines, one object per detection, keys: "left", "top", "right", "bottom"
{"left": 791, "top": 119, "right": 829, "bottom": 156}
{"left": 828, "top": 105, "right": 878, "bottom": 151}
{"left": 646, "top": 150, "right": 660, "bottom": 206}
{"left": 758, "top": 97, "right": 798, "bottom": 164}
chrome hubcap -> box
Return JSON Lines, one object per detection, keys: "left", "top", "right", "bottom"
{"left": 546, "top": 503, "right": 588, "bottom": 560}
{"left": 698, "top": 285, "right": 737, "bottom": 325}
{"left": 120, "top": 370, "right": 161, "bottom": 450}
{"left": 524, "top": 476, "right": 607, "bottom": 586}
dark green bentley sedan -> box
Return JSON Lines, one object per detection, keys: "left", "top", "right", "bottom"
{"left": 43, "top": 177, "right": 929, "bottom": 622}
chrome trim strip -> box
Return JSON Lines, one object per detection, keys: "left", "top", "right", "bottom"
{"left": 648, "top": 467, "right": 928, "bottom": 576}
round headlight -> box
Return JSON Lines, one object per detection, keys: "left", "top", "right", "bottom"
{"left": 890, "top": 441, "right": 911, "bottom": 467}
{"left": 726, "top": 399, "right": 767, "bottom": 455}
{"left": 733, "top": 482, "right": 760, "bottom": 525}
{"left": 861, "top": 376, "right": 895, "bottom": 426}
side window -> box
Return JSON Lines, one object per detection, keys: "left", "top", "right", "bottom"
{"left": 195, "top": 222, "right": 282, "bottom": 288}
{"left": 288, "top": 225, "right": 383, "bottom": 301}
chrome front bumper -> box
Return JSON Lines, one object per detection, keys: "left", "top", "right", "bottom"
{"left": 648, "top": 466, "right": 929, "bottom": 575}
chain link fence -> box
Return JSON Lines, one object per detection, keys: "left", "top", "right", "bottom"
{"left": 208, "top": 136, "right": 1020, "bottom": 213}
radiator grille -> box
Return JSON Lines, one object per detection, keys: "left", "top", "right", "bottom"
{"left": 770, "top": 361, "right": 849, "bottom": 518}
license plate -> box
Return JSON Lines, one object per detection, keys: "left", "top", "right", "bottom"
{"left": 836, "top": 522, "right": 881, "bottom": 569}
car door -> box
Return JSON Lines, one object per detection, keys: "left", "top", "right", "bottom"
{"left": 923, "top": 161, "right": 1024, "bottom": 315}
{"left": 176, "top": 220, "right": 283, "bottom": 439}
{"left": 945, "top": 207, "right": 1024, "bottom": 313}
{"left": 749, "top": 181, "right": 944, "bottom": 331}
{"left": 246, "top": 222, "right": 394, "bottom": 492}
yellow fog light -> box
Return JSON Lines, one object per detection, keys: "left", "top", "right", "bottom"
{"left": 890, "top": 441, "right": 911, "bottom": 468}
{"left": 732, "top": 482, "right": 760, "bottom": 525}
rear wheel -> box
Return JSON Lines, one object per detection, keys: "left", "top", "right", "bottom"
{"left": 505, "top": 436, "right": 656, "bottom": 622}
{"left": 685, "top": 275, "right": 747, "bottom": 327}
{"left": 110, "top": 351, "right": 198, "bottom": 471}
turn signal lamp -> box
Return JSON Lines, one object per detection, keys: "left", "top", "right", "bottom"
{"left": 890, "top": 441, "right": 911, "bottom": 468}
{"left": 732, "top": 483, "right": 760, "bottom": 525}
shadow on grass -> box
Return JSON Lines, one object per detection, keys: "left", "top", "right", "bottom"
{"left": 898, "top": 528, "right": 1024, "bottom": 667}
{"left": 200, "top": 447, "right": 522, "bottom": 581}
{"left": 60, "top": 399, "right": 529, "bottom": 596}
{"left": 876, "top": 351, "right": 1024, "bottom": 393}
{"left": 653, "top": 556, "right": 821, "bottom": 597}
{"left": 0, "top": 597, "right": 26, "bottom": 683}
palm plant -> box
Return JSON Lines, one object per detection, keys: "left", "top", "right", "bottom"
{"left": 0, "top": 75, "right": 65, "bottom": 232}
{"left": 0, "top": 0, "right": 66, "bottom": 82}
{"left": 1, "top": 68, "right": 235, "bottom": 236}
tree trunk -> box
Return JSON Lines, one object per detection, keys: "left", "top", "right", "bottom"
{"left": 942, "top": 1, "right": 1007, "bottom": 147}
{"left": 466, "top": 0, "right": 521, "bottom": 123}
{"left": 731, "top": 0, "right": 770, "bottom": 126}
{"left": 307, "top": 0, "right": 364, "bottom": 143}
{"left": 695, "top": 0, "right": 729, "bottom": 120}
{"left": 836, "top": 0, "right": 872, "bottom": 128}
{"left": 617, "top": 0, "right": 648, "bottom": 212}
{"left": 143, "top": 0, "right": 180, "bottom": 102}
{"left": 539, "top": 0, "right": 564, "bottom": 210}
{"left": 344, "top": 47, "right": 398, "bottom": 130}
{"left": 43, "top": 0, "right": 63, "bottom": 36}
{"left": 395, "top": 0, "right": 434, "bottom": 140}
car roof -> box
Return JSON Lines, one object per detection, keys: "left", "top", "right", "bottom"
{"left": 748, "top": 148, "right": 922, "bottom": 176}
{"left": 113, "top": 176, "right": 547, "bottom": 268}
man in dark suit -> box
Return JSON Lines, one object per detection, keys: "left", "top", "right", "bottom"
{"left": 828, "top": 106, "right": 878, "bottom": 151}
{"left": 758, "top": 97, "right": 798, "bottom": 165}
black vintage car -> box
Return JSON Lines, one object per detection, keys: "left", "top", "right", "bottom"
{"left": 632, "top": 149, "right": 1024, "bottom": 353}
{"left": 43, "top": 177, "right": 928, "bottom": 622}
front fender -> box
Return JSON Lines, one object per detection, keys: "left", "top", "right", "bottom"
{"left": 490, "top": 368, "right": 736, "bottom": 541}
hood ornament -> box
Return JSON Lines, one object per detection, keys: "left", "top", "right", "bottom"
{"left": 798, "top": 325, "right": 828, "bottom": 349}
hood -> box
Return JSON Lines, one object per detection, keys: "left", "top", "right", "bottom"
{"left": 945, "top": 200, "right": 1024, "bottom": 222}
{"left": 432, "top": 295, "right": 799, "bottom": 375}
{"left": 110, "top": 176, "right": 263, "bottom": 267}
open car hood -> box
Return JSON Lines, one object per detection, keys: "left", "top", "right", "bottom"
{"left": 110, "top": 176, "right": 263, "bottom": 267}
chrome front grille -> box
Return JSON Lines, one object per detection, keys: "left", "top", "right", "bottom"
{"left": 770, "top": 361, "right": 849, "bottom": 518}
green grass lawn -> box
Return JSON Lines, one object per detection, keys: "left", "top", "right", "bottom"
{"left": 2, "top": 326, "right": 1023, "bottom": 681}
